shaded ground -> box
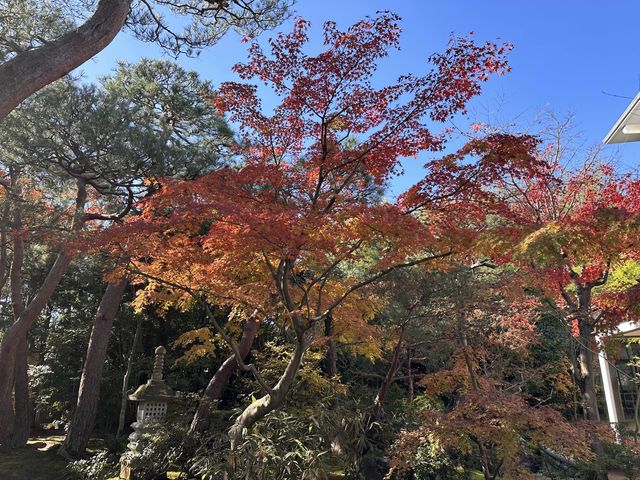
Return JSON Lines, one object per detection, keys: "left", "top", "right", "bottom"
{"left": 608, "top": 473, "right": 633, "bottom": 480}
{"left": 0, "top": 433, "right": 71, "bottom": 480}
{"left": 0, "top": 433, "right": 634, "bottom": 480}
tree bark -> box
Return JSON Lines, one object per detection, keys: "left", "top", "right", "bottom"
{"left": 561, "top": 276, "right": 603, "bottom": 422}
{"left": 372, "top": 326, "right": 406, "bottom": 417}
{"left": 323, "top": 315, "right": 337, "bottom": 377}
{"left": 562, "top": 274, "right": 607, "bottom": 479}
{"left": 10, "top": 186, "right": 31, "bottom": 447}
{"left": 0, "top": 193, "right": 11, "bottom": 292}
{"left": 0, "top": 247, "right": 74, "bottom": 412}
{"left": 577, "top": 319, "right": 599, "bottom": 421}
{"left": 0, "top": 180, "right": 87, "bottom": 448}
{"left": 575, "top": 316, "right": 607, "bottom": 480}
{"left": 3, "top": 170, "right": 29, "bottom": 447}
{"left": 11, "top": 337, "right": 30, "bottom": 447}
{"left": 228, "top": 334, "right": 306, "bottom": 452}
{"left": 116, "top": 314, "right": 142, "bottom": 438}
{"left": 634, "top": 384, "right": 639, "bottom": 441}
{"left": 60, "top": 276, "right": 128, "bottom": 458}
{"left": 189, "top": 315, "right": 260, "bottom": 436}
{"left": 0, "top": 0, "right": 130, "bottom": 123}
{"left": 571, "top": 285, "right": 599, "bottom": 421}
{"left": 0, "top": 391, "right": 14, "bottom": 448}
{"left": 406, "top": 344, "right": 413, "bottom": 405}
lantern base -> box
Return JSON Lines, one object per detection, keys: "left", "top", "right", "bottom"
{"left": 119, "top": 453, "right": 133, "bottom": 480}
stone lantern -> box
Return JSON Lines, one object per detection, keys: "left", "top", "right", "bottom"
{"left": 120, "top": 346, "right": 177, "bottom": 479}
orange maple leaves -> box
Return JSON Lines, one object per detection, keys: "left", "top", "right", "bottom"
{"left": 105, "top": 12, "right": 524, "bottom": 329}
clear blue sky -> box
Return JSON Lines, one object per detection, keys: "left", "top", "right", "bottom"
{"left": 80, "top": 0, "right": 640, "bottom": 195}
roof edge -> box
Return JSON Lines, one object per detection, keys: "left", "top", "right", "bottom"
{"left": 603, "top": 91, "right": 640, "bottom": 144}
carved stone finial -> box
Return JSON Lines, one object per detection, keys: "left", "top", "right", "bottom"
{"left": 152, "top": 346, "right": 166, "bottom": 381}
{"left": 128, "top": 345, "right": 176, "bottom": 403}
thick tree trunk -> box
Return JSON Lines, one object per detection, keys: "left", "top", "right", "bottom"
{"left": 10, "top": 263, "right": 30, "bottom": 448}
{"left": 323, "top": 315, "right": 337, "bottom": 377}
{"left": 11, "top": 337, "right": 30, "bottom": 447}
{"left": 0, "top": 181, "right": 86, "bottom": 447}
{"left": 577, "top": 320, "right": 599, "bottom": 421}
{"left": 189, "top": 315, "right": 260, "bottom": 436}
{"left": 5, "top": 175, "right": 29, "bottom": 448}
{"left": 0, "top": 389, "right": 12, "bottom": 447}
{"left": 60, "top": 277, "right": 128, "bottom": 458}
{"left": 570, "top": 285, "right": 606, "bottom": 479}
{"left": 574, "top": 281, "right": 599, "bottom": 421}
{"left": 0, "top": 0, "right": 130, "bottom": 123}
{"left": 116, "top": 315, "right": 143, "bottom": 438}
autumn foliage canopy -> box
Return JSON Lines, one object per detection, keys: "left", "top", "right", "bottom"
{"left": 108, "top": 13, "right": 541, "bottom": 337}
{"left": 86, "top": 11, "right": 640, "bottom": 478}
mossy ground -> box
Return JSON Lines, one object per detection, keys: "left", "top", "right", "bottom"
{"left": 0, "top": 434, "right": 71, "bottom": 480}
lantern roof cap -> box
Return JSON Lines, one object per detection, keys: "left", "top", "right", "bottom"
{"left": 128, "top": 345, "right": 177, "bottom": 402}
{"left": 128, "top": 379, "right": 177, "bottom": 402}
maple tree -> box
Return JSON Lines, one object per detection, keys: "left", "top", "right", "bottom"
{"left": 395, "top": 118, "right": 640, "bottom": 479}
{"left": 387, "top": 266, "right": 594, "bottom": 480}
{"left": 103, "top": 13, "right": 548, "bottom": 465}
{"left": 4, "top": 3, "right": 640, "bottom": 479}
{"left": 474, "top": 133, "right": 640, "bottom": 422}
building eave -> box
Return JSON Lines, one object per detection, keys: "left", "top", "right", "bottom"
{"left": 615, "top": 320, "right": 640, "bottom": 337}
{"left": 603, "top": 91, "right": 640, "bottom": 144}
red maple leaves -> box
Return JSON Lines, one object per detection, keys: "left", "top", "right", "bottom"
{"left": 105, "top": 12, "right": 525, "bottom": 319}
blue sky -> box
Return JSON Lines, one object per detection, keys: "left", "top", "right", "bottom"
{"left": 81, "top": 0, "right": 640, "bottom": 194}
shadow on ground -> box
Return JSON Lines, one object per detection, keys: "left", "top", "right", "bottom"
{"left": 0, "top": 433, "right": 633, "bottom": 480}
{"left": 0, "top": 433, "right": 71, "bottom": 480}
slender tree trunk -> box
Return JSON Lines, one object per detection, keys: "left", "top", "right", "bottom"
{"left": 10, "top": 227, "right": 31, "bottom": 448}
{"left": 571, "top": 284, "right": 607, "bottom": 479}
{"left": 406, "top": 344, "right": 414, "bottom": 405}
{"left": 0, "top": 181, "right": 87, "bottom": 448}
{"left": 0, "top": 0, "right": 130, "bottom": 122}
{"left": 0, "top": 255, "right": 74, "bottom": 443}
{"left": 116, "top": 315, "right": 143, "bottom": 438}
{"left": 189, "top": 315, "right": 260, "bottom": 436}
{"left": 323, "top": 315, "right": 341, "bottom": 413}
{"left": 323, "top": 315, "right": 337, "bottom": 377}
{"left": 60, "top": 276, "right": 128, "bottom": 458}
{"left": 355, "top": 326, "right": 409, "bottom": 480}
{"left": 456, "top": 310, "right": 497, "bottom": 480}
{"left": 634, "top": 384, "right": 639, "bottom": 441}
{"left": 228, "top": 334, "right": 306, "bottom": 451}
{"left": 577, "top": 316, "right": 607, "bottom": 478}
{"left": 0, "top": 193, "right": 11, "bottom": 292}
{"left": 225, "top": 337, "right": 306, "bottom": 478}
{"left": 567, "top": 336, "right": 581, "bottom": 420}
{"left": 458, "top": 319, "right": 480, "bottom": 391}
{"left": 33, "top": 311, "right": 57, "bottom": 426}
{"left": 373, "top": 326, "right": 406, "bottom": 417}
